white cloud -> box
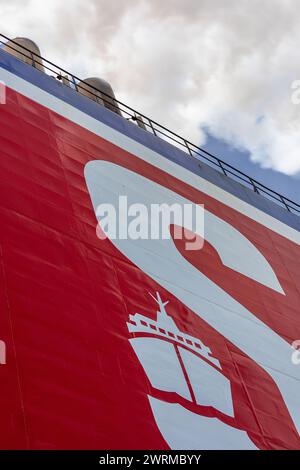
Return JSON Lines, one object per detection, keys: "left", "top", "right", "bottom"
{"left": 1, "top": 0, "right": 300, "bottom": 175}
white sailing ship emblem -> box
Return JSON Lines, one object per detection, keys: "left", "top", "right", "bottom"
{"left": 127, "top": 292, "right": 257, "bottom": 450}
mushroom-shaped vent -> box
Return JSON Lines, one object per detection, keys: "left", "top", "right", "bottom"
{"left": 4, "top": 37, "right": 44, "bottom": 72}
{"left": 78, "top": 77, "right": 121, "bottom": 115}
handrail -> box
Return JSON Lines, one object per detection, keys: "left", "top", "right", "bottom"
{"left": 0, "top": 33, "right": 299, "bottom": 216}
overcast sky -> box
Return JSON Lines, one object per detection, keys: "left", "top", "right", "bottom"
{"left": 1, "top": 0, "right": 300, "bottom": 182}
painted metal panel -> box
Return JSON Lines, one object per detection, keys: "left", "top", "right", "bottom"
{"left": 0, "top": 53, "right": 299, "bottom": 449}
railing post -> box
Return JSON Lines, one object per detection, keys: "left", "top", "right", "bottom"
{"left": 249, "top": 178, "right": 259, "bottom": 194}
{"left": 218, "top": 160, "right": 227, "bottom": 176}
{"left": 71, "top": 75, "right": 78, "bottom": 92}
{"left": 30, "top": 51, "right": 36, "bottom": 68}
{"left": 280, "top": 195, "right": 291, "bottom": 212}
{"left": 184, "top": 140, "right": 193, "bottom": 157}
{"left": 149, "top": 119, "right": 157, "bottom": 136}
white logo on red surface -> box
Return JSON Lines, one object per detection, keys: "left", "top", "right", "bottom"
{"left": 85, "top": 160, "right": 300, "bottom": 449}
{"left": 127, "top": 292, "right": 257, "bottom": 450}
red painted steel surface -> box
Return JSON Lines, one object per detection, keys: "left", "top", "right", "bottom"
{"left": 0, "top": 86, "right": 299, "bottom": 449}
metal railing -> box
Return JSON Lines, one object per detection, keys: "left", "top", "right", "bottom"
{"left": 1, "top": 33, "right": 299, "bottom": 216}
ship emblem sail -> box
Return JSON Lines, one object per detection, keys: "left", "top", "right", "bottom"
{"left": 127, "top": 292, "right": 257, "bottom": 450}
